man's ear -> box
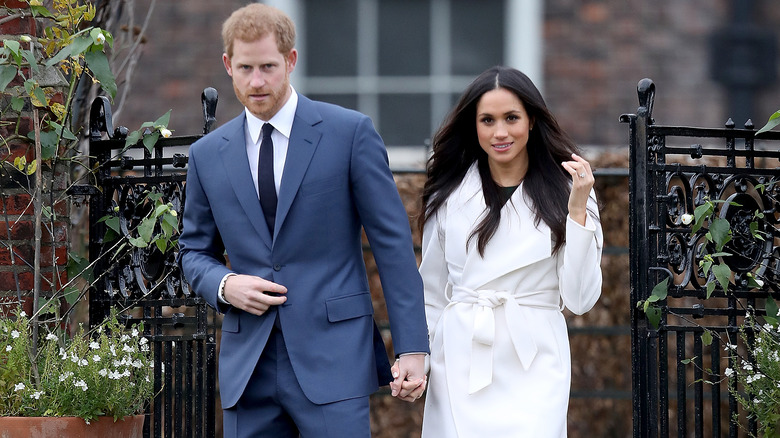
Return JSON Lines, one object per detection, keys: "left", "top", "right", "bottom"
{"left": 222, "top": 53, "right": 233, "bottom": 76}
{"left": 286, "top": 49, "right": 298, "bottom": 74}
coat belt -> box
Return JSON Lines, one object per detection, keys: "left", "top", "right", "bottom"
{"left": 446, "top": 284, "right": 558, "bottom": 394}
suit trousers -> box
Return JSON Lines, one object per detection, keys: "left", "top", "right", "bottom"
{"left": 222, "top": 312, "right": 371, "bottom": 438}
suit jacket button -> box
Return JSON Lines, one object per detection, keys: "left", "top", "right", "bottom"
{"left": 273, "top": 264, "right": 281, "bottom": 271}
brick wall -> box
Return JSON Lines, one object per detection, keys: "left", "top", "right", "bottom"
{"left": 0, "top": 0, "right": 69, "bottom": 308}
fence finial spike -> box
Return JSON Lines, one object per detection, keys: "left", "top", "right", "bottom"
{"left": 637, "top": 78, "right": 655, "bottom": 121}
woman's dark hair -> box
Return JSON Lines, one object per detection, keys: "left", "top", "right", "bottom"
{"left": 419, "top": 66, "right": 579, "bottom": 256}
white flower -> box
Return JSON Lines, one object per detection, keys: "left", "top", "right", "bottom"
{"left": 14, "top": 383, "right": 25, "bottom": 391}
{"left": 79, "top": 359, "right": 88, "bottom": 366}
{"left": 99, "top": 368, "right": 108, "bottom": 377}
{"left": 95, "top": 32, "right": 105, "bottom": 44}
{"left": 5, "top": 345, "right": 11, "bottom": 352}
{"left": 132, "top": 359, "right": 143, "bottom": 368}
{"left": 123, "top": 344, "right": 135, "bottom": 353}
{"left": 31, "top": 391, "right": 42, "bottom": 400}
{"left": 45, "top": 333, "right": 58, "bottom": 341}
{"left": 59, "top": 372, "right": 73, "bottom": 382}
{"left": 110, "top": 345, "right": 116, "bottom": 356}
{"left": 90, "top": 341, "right": 100, "bottom": 350}
{"left": 93, "top": 355, "right": 101, "bottom": 362}
{"left": 680, "top": 213, "right": 694, "bottom": 225}
{"left": 11, "top": 330, "right": 19, "bottom": 339}
{"left": 139, "top": 337, "right": 148, "bottom": 345}
{"left": 19, "top": 311, "right": 26, "bottom": 317}
{"left": 74, "top": 380, "right": 88, "bottom": 391}
{"left": 131, "top": 328, "right": 139, "bottom": 337}
{"left": 724, "top": 368, "right": 734, "bottom": 377}
{"left": 160, "top": 128, "right": 172, "bottom": 138}
{"left": 120, "top": 334, "right": 130, "bottom": 342}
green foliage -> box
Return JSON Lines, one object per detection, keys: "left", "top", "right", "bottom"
{"left": 756, "top": 110, "right": 780, "bottom": 136}
{"left": 0, "top": 309, "right": 155, "bottom": 422}
{"left": 124, "top": 110, "right": 173, "bottom": 153}
{"left": 727, "top": 315, "right": 780, "bottom": 438}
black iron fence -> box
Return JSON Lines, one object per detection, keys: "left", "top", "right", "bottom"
{"left": 623, "top": 78, "right": 780, "bottom": 437}
{"left": 77, "top": 89, "right": 219, "bottom": 438}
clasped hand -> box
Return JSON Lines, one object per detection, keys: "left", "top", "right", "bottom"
{"left": 223, "top": 274, "right": 287, "bottom": 316}
{"left": 389, "top": 354, "right": 427, "bottom": 403}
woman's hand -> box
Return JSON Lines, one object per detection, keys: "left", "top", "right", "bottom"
{"left": 389, "top": 358, "right": 427, "bottom": 403}
{"left": 561, "top": 153, "right": 594, "bottom": 226}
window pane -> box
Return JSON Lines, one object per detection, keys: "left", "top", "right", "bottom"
{"left": 305, "top": 0, "right": 358, "bottom": 76}
{"left": 450, "top": 0, "right": 504, "bottom": 75}
{"left": 307, "top": 94, "right": 359, "bottom": 111}
{"left": 378, "top": 0, "right": 431, "bottom": 76}
{"left": 379, "top": 94, "right": 431, "bottom": 146}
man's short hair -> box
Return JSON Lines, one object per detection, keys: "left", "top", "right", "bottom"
{"left": 222, "top": 3, "right": 296, "bottom": 58}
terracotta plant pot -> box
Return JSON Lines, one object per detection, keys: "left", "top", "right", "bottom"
{"left": 0, "top": 415, "right": 145, "bottom": 438}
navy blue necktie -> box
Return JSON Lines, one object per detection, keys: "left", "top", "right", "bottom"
{"left": 258, "top": 123, "right": 277, "bottom": 234}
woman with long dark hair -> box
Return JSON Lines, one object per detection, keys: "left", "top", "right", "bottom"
{"left": 398, "top": 66, "right": 603, "bottom": 436}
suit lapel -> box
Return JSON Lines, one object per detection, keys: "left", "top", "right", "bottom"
{"left": 274, "top": 97, "right": 323, "bottom": 240}
{"left": 218, "top": 115, "right": 273, "bottom": 249}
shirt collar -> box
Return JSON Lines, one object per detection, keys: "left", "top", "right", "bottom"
{"left": 245, "top": 86, "right": 298, "bottom": 144}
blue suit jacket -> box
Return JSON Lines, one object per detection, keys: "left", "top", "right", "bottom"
{"left": 179, "top": 95, "right": 429, "bottom": 409}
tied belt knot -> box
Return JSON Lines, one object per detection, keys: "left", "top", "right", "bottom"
{"left": 447, "top": 284, "right": 552, "bottom": 394}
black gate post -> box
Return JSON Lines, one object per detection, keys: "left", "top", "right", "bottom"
{"left": 624, "top": 78, "right": 658, "bottom": 438}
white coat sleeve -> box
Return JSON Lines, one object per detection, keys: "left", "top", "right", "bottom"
{"left": 419, "top": 210, "right": 450, "bottom": 341}
{"left": 558, "top": 190, "right": 603, "bottom": 315}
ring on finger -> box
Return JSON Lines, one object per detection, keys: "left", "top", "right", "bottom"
{"left": 579, "top": 172, "right": 586, "bottom": 178}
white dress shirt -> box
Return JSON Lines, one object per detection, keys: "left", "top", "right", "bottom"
{"left": 217, "top": 86, "right": 299, "bottom": 304}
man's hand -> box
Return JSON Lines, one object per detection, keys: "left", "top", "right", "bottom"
{"left": 223, "top": 274, "right": 287, "bottom": 316}
{"left": 389, "top": 354, "right": 427, "bottom": 402}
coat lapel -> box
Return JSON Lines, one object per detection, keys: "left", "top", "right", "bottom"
{"left": 218, "top": 115, "right": 273, "bottom": 249}
{"left": 455, "top": 166, "right": 552, "bottom": 288}
{"left": 274, "top": 97, "right": 323, "bottom": 240}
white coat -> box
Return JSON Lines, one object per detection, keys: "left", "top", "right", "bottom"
{"left": 420, "top": 165, "right": 603, "bottom": 437}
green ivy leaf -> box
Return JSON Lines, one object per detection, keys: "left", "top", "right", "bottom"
{"left": 153, "top": 110, "right": 172, "bottom": 128}
{"left": 29, "top": 5, "right": 54, "bottom": 18}
{"left": 124, "top": 129, "right": 142, "bottom": 148}
{"left": 712, "top": 263, "right": 731, "bottom": 294}
{"left": 27, "top": 129, "right": 59, "bottom": 159}
{"left": 0, "top": 64, "right": 18, "bottom": 92}
{"left": 765, "top": 297, "right": 779, "bottom": 324}
{"left": 692, "top": 202, "right": 713, "bottom": 233}
{"left": 709, "top": 218, "right": 732, "bottom": 251}
{"left": 756, "top": 110, "right": 780, "bottom": 135}
{"left": 142, "top": 130, "right": 160, "bottom": 153}
{"left": 646, "top": 305, "right": 661, "bottom": 330}
{"left": 650, "top": 277, "right": 669, "bottom": 302}
{"left": 62, "top": 286, "right": 81, "bottom": 306}
{"left": 44, "top": 45, "right": 72, "bottom": 68}
{"left": 67, "top": 252, "right": 93, "bottom": 283}
{"left": 127, "top": 236, "right": 147, "bottom": 248}
{"left": 22, "top": 47, "right": 38, "bottom": 73}
{"left": 137, "top": 217, "right": 155, "bottom": 243}
{"left": 98, "top": 215, "right": 120, "bottom": 234}
{"left": 4, "top": 40, "right": 20, "bottom": 57}
{"left": 67, "top": 34, "right": 94, "bottom": 58}
{"left": 154, "top": 237, "right": 167, "bottom": 253}
{"left": 706, "top": 281, "right": 716, "bottom": 299}
{"left": 701, "top": 330, "right": 713, "bottom": 346}
{"left": 84, "top": 49, "right": 117, "bottom": 99}
{"left": 10, "top": 96, "right": 24, "bottom": 111}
